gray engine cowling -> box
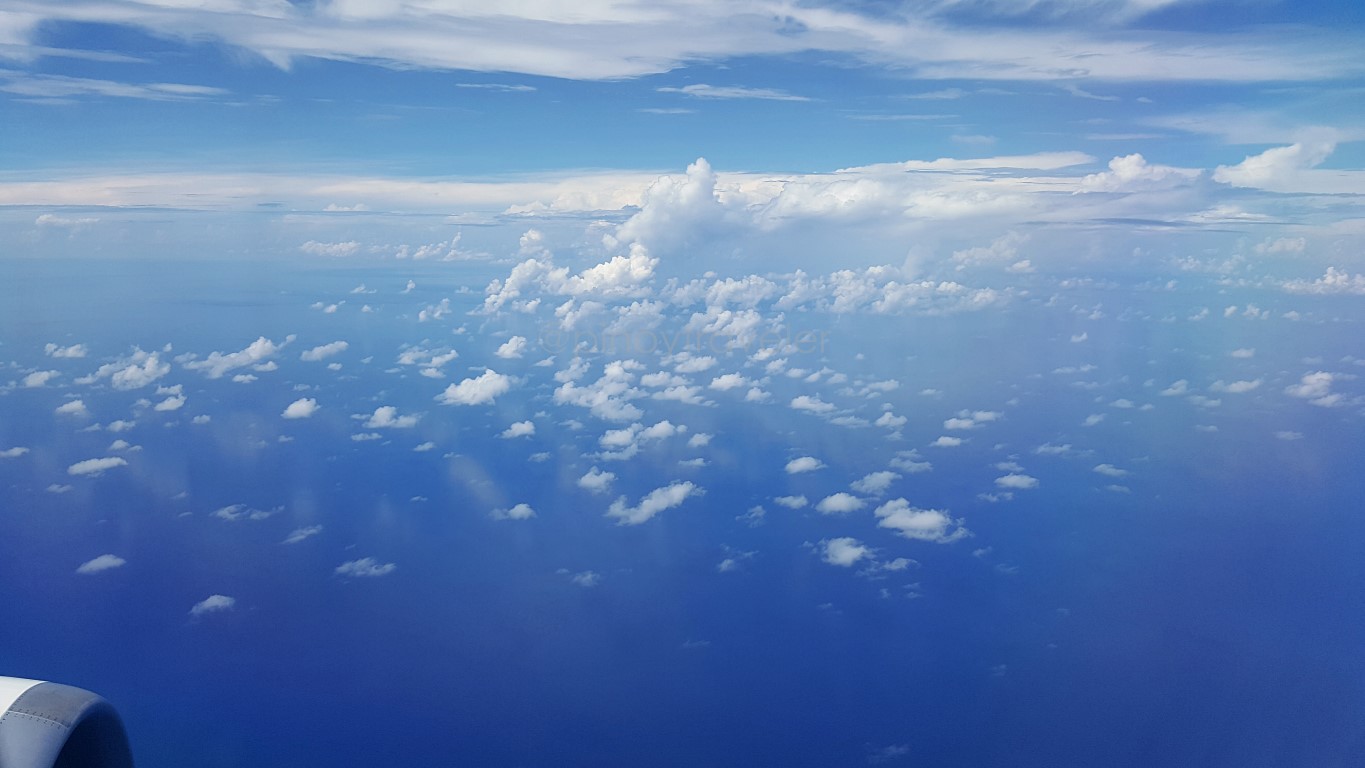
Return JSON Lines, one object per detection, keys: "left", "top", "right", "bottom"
{"left": 0, "top": 677, "right": 133, "bottom": 768}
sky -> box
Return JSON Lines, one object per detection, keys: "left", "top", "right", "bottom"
{"left": 2, "top": 2, "right": 1365, "bottom": 766}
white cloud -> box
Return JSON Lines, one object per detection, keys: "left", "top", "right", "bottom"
{"left": 76, "top": 554, "right": 126, "bottom": 574}
{"left": 606, "top": 481, "right": 699, "bottom": 525}
{"left": 1285, "top": 371, "right": 1342, "bottom": 407}
{"left": 851, "top": 471, "right": 900, "bottom": 495}
{"left": 491, "top": 503, "right": 536, "bottom": 520}
{"left": 67, "top": 457, "right": 127, "bottom": 476}
{"left": 184, "top": 337, "right": 286, "bottom": 379}
{"left": 774, "top": 495, "right": 808, "bottom": 509}
{"left": 1213, "top": 140, "right": 1336, "bottom": 192}
{"left": 784, "top": 456, "right": 825, "bottom": 474}
{"left": 994, "top": 473, "right": 1039, "bottom": 490}
{"left": 577, "top": 466, "right": 616, "bottom": 493}
{"left": 335, "top": 557, "right": 397, "bottom": 578}
{"left": 0, "top": 447, "right": 29, "bottom": 459}
{"left": 282, "top": 398, "right": 320, "bottom": 419}
{"left": 822, "top": 537, "right": 873, "bottom": 567}
{"left": 300, "top": 340, "right": 349, "bottom": 361}
{"left": 44, "top": 343, "right": 88, "bottom": 358}
{"left": 931, "top": 436, "right": 962, "bottom": 447}
{"left": 300, "top": 240, "right": 360, "bottom": 257}
{"left": 1079, "top": 153, "right": 1199, "bottom": 192}
{"left": 501, "top": 420, "right": 536, "bottom": 438}
{"left": 365, "top": 405, "right": 419, "bottom": 428}
{"left": 657, "top": 84, "right": 808, "bottom": 101}
{"left": 708, "top": 373, "right": 750, "bottom": 391}
{"left": 570, "top": 570, "right": 600, "bottom": 587}
{"left": 213, "top": 504, "right": 278, "bottom": 522}
{"left": 437, "top": 370, "right": 512, "bottom": 406}
{"left": 79, "top": 349, "right": 171, "bottom": 390}
{"left": 1094, "top": 464, "right": 1130, "bottom": 477}
{"left": 874, "top": 498, "right": 969, "bottom": 543}
{"left": 282, "top": 525, "right": 323, "bottom": 544}
{"left": 189, "top": 594, "right": 235, "bottom": 617}
{"left": 495, "top": 336, "right": 528, "bottom": 359}
{"left": 791, "top": 395, "right": 836, "bottom": 414}
{"left": 22, "top": 370, "right": 59, "bottom": 388}
{"left": 815, "top": 493, "right": 865, "bottom": 515}
{"left": 1283, "top": 267, "right": 1365, "bottom": 296}
{"left": 154, "top": 394, "right": 186, "bottom": 411}
{"left": 1160, "top": 380, "right": 1189, "bottom": 396}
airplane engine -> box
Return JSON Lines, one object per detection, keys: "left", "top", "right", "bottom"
{"left": 0, "top": 677, "right": 133, "bottom": 768}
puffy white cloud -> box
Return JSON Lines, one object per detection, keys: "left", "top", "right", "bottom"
{"left": 708, "top": 373, "right": 750, "bottom": 391}
{"left": 1213, "top": 141, "right": 1335, "bottom": 191}
{"left": 1079, "top": 153, "right": 1200, "bottom": 192}
{"left": 336, "top": 557, "right": 397, "bottom": 578}
{"left": 437, "top": 370, "right": 512, "bottom": 406}
{"left": 851, "top": 471, "right": 900, "bottom": 495}
{"left": 184, "top": 337, "right": 286, "bottom": 379}
{"left": 815, "top": 493, "right": 865, "bottom": 515}
{"left": 76, "top": 554, "right": 126, "bottom": 574}
{"left": 44, "top": 343, "right": 88, "bottom": 359}
{"left": 501, "top": 420, "right": 535, "bottom": 438}
{"left": 784, "top": 456, "right": 825, "bottom": 474}
{"left": 577, "top": 466, "right": 616, "bottom": 493}
{"left": 822, "top": 537, "right": 873, "bottom": 567}
{"left": 1094, "top": 464, "right": 1130, "bottom": 477}
{"left": 995, "top": 473, "right": 1039, "bottom": 490}
{"left": 1282, "top": 267, "right": 1365, "bottom": 296}
{"left": 365, "top": 406, "right": 419, "bottom": 428}
{"left": 189, "top": 594, "right": 235, "bottom": 616}
{"left": 154, "top": 394, "right": 186, "bottom": 411}
{"left": 300, "top": 240, "right": 360, "bottom": 257}
{"left": 790, "top": 395, "right": 836, "bottom": 414}
{"left": 874, "top": 499, "right": 969, "bottom": 543}
{"left": 300, "top": 340, "right": 349, "bottom": 361}
{"left": 606, "top": 481, "right": 699, "bottom": 525}
{"left": 0, "top": 447, "right": 29, "bottom": 458}
{"left": 1160, "top": 379, "right": 1189, "bottom": 396}
{"left": 491, "top": 503, "right": 536, "bottom": 520}
{"left": 282, "top": 398, "right": 320, "bottom": 419}
{"left": 553, "top": 360, "right": 644, "bottom": 421}
{"left": 282, "top": 525, "right": 323, "bottom": 544}
{"left": 67, "top": 457, "right": 127, "bottom": 476}
{"left": 1285, "top": 371, "right": 1342, "bottom": 407}
{"left": 931, "top": 436, "right": 963, "bottom": 447}
{"left": 495, "top": 336, "right": 528, "bottom": 359}
{"left": 22, "top": 370, "right": 59, "bottom": 387}
{"left": 774, "top": 495, "right": 808, "bottom": 509}
{"left": 77, "top": 348, "right": 171, "bottom": 390}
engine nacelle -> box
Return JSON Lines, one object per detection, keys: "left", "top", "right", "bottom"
{"left": 0, "top": 677, "right": 133, "bottom": 768}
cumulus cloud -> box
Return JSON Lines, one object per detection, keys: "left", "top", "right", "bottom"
{"left": 153, "top": 393, "right": 186, "bottom": 411}
{"left": 491, "top": 503, "right": 536, "bottom": 520}
{"left": 44, "top": 343, "right": 88, "bottom": 358}
{"left": 1282, "top": 267, "right": 1365, "bottom": 296}
{"left": 336, "top": 557, "right": 397, "bottom": 578}
{"left": 815, "top": 493, "right": 865, "bottom": 515}
{"left": 189, "top": 594, "right": 235, "bottom": 617}
{"left": 784, "top": 456, "right": 825, "bottom": 474}
{"left": 1210, "top": 379, "right": 1262, "bottom": 394}
{"left": 501, "top": 420, "right": 535, "bottom": 438}
{"left": 995, "top": 473, "right": 1039, "bottom": 490}
{"left": 931, "top": 436, "right": 963, "bottom": 447}
{"left": 791, "top": 395, "right": 836, "bottom": 414}
{"left": 282, "top": 398, "right": 320, "bottom": 419}
{"left": 495, "top": 336, "right": 528, "bottom": 359}
{"left": 76, "top": 554, "right": 126, "bottom": 574}
{"left": 300, "top": 340, "right": 349, "bottom": 361}
{"left": 0, "top": 447, "right": 29, "bottom": 459}
{"left": 1285, "top": 371, "right": 1342, "bottom": 407}
{"left": 774, "top": 495, "right": 808, "bottom": 509}
{"left": 874, "top": 499, "right": 969, "bottom": 543}
{"left": 1079, "top": 153, "right": 1200, "bottom": 192}
{"left": 1213, "top": 140, "right": 1335, "bottom": 191}
{"left": 67, "top": 457, "right": 127, "bottom": 476}
{"left": 365, "top": 406, "right": 419, "bottom": 428}
{"left": 22, "top": 370, "right": 60, "bottom": 388}
{"left": 851, "top": 471, "right": 900, "bottom": 495}
{"left": 577, "top": 466, "right": 616, "bottom": 493}
{"left": 437, "top": 370, "right": 512, "bottom": 405}
{"left": 606, "top": 481, "right": 699, "bottom": 525}
{"left": 184, "top": 337, "right": 287, "bottom": 379}
{"left": 822, "top": 537, "right": 873, "bottom": 567}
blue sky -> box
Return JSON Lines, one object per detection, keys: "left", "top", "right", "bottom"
{"left": 3, "top": 2, "right": 1365, "bottom": 766}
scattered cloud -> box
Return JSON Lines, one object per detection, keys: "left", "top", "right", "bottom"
{"left": 76, "top": 554, "right": 126, "bottom": 574}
